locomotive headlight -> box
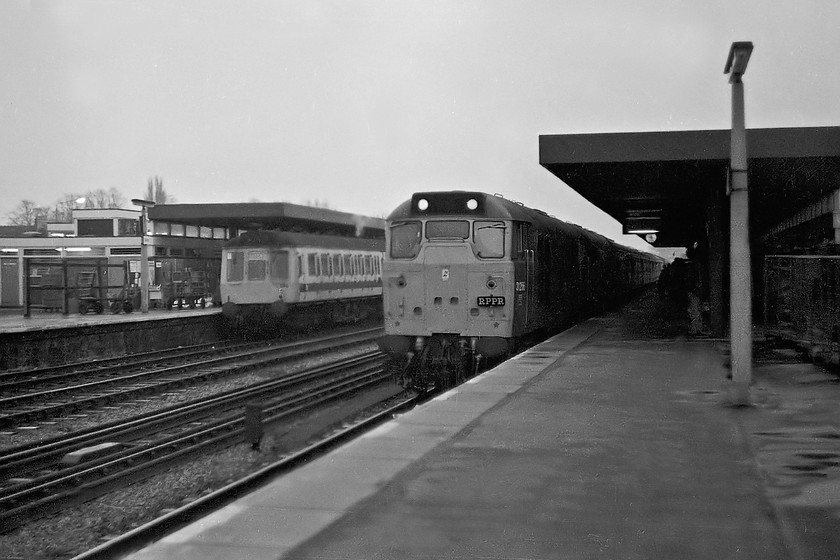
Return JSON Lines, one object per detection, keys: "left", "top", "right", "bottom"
{"left": 486, "top": 278, "right": 497, "bottom": 290}
{"left": 278, "top": 287, "right": 285, "bottom": 300}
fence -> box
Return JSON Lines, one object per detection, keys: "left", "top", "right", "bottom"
{"left": 764, "top": 255, "right": 840, "bottom": 365}
{"left": 24, "top": 259, "right": 136, "bottom": 317}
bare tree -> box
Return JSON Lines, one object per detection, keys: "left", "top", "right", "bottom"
{"left": 51, "top": 193, "right": 88, "bottom": 222}
{"left": 145, "top": 176, "right": 174, "bottom": 204}
{"left": 7, "top": 199, "right": 47, "bottom": 227}
{"left": 304, "top": 199, "right": 333, "bottom": 209}
{"left": 57, "top": 194, "right": 80, "bottom": 218}
{"left": 104, "top": 187, "right": 126, "bottom": 208}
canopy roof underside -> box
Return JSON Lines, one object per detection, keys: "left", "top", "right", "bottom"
{"left": 539, "top": 127, "right": 840, "bottom": 248}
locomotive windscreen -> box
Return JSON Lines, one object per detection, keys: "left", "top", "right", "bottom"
{"left": 425, "top": 220, "right": 469, "bottom": 239}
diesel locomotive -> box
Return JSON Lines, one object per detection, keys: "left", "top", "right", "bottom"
{"left": 377, "top": 191, "right": 664, "bottom": 388}
{"left": 220, "top": 230, "right": 384, "bottom": 334}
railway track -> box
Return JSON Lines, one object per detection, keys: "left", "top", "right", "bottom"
{"left": 0, "top": 339, "right": 260, "bottom": 394}
{"left": 0, "top": 350, "right": 395, "bottom": 532}
{"left": 0, "top": 327, "right": 383, "bottom": 429}
{"left": 73, "top": 389, "right": 425, "bottom": 560}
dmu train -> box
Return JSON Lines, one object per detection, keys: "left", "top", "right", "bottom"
{"left": 220, "top": 230, "right": 384, "bottom": 334}
{"left": 377, "top": 191, "right": 665, "bottom": 388}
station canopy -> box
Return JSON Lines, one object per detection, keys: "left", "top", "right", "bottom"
{"left": 147, "top": 202, "right": 385, "bottom": 239}
{"left": 539, "top": 126, "right": 840, "bottom": 248}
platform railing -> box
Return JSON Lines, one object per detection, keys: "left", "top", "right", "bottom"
{"left": 764, "top": 254, "right": 840, "bottom": 365}
{"left": 24, "top": 259, "right": 134, "bottom": 317}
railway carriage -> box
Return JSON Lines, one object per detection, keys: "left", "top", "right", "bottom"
{"left": 377, "top": 191, "right": 664, "bottom": 388}
{"left": 220, "top": 230, "right": 384, "bottom": 333}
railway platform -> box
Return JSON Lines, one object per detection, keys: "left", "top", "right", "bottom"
{"left": 117, "top": 291, "right": 840, "bottom": 560}
{"left": 0, "top": 307, "right": 223, "bottom": 370}
{"left": 0, "top": 306, "right": 220, "bottom": 335}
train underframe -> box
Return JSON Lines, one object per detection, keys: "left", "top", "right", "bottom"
{"left": 222, "top": 296, "right": 381, "bottom": 338}
{"left": 381, "top": 333, "right": 516, "bottom": 391}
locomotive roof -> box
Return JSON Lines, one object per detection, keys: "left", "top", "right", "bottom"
{"left": 388, "top": 191, "right": 661, "bottom": 261}
{"left": 225, "top": 230, "right": 384, "bottom": 252}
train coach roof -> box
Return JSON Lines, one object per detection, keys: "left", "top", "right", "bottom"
{"left": 225, "top": 230, "right": 384, "bottom": 251}
{"left": 388, "top": 191, "right": 657, "bottom": 259}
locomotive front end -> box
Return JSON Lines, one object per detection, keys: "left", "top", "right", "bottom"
{"left": 380, "top": 192, "right": 518, "bottom": 387}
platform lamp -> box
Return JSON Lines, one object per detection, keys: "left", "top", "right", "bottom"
{"left": 131, "top": 198, "right": 156, "bottom": 313}
{"left": 724, "top": 41, "right": 754, "bottom": 405}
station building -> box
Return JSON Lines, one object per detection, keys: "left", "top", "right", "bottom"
{"left": 0, "top": 203, "right": 384, "bottom": 311}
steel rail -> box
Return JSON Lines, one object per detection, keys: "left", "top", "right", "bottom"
{"left": 0, "top": 340, "right": 231, "bottom": 382}
{"left": 0, "top": 327, "right": 382, "bottom": 428}
{"left": 0, "top": 339, "right": 267, "bottom": 394}
{"left": 69, "top": 392, "right": 424, "bottom": 560}
{"left": 0, "top": 356, "right": 390, "bottom": 532}
{"left": 0, "top": 351, "right": 383, "bottom": 477}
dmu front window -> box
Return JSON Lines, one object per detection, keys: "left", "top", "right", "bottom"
{"left": 390, "top": 221, "right": 422, "bottom": 259}
{"left": 425, "top": 220, "right": 469, "bottom": 240}
{"left": 247, "top": 250, "right": 268, "bottom": 280}
{"left": 474, "top": 221, "right": 506, "bottom": 258}
{"left": 226, "top": 251, "right": 244, "bottom": 282}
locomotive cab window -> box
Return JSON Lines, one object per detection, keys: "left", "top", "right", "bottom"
{"left": 425, "top": 220, "right": 469, "bottom": 240}
{"left": 390, "top": 221, "right": 422, "bottom": 259}
{"left": 474, "top": 221, "right": 506, "bottom": 258}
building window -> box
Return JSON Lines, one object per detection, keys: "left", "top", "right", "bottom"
{"left": 77, "top": 219, "right": 113, "bottom": 237}
{"left": 111, "top": 248, "right": 141, "bottom": 256}
{"left": 118, "top": 218, "right": 139, "bottom": 237}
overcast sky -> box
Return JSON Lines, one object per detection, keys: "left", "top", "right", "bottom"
{"left": 2, "top": 0, "right": 839, "bottom": 251}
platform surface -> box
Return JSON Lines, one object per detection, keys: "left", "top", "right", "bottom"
{"left": 0, "top": 306, "right": 220, "bottom": 334}
{"left": 120, "top": 292, "right": 840, "bottom": 560}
